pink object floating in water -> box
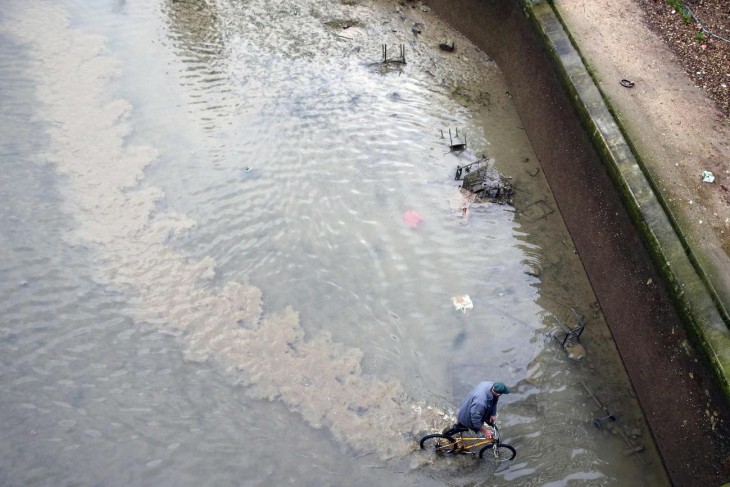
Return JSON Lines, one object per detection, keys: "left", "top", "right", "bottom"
{"left": 403, "top": 210, "right": 423, "bottom": 228}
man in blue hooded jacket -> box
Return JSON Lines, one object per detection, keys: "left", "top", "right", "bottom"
{"left": 443, "top": 381, "right": 510, "bottom": 439}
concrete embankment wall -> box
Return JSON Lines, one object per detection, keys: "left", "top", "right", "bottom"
{"left": 421, "top": 0, "right": 730, "bottom": 484}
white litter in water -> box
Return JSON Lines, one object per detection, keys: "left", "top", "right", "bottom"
{"left": 452, "top": 295, "right": 473, "bottom": 313}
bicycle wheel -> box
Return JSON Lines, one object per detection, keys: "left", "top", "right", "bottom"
{"left": 479, "top": 443, "right": 516, "bottom": 461}
{"left": 419, "top": 434, "right": 457, "bottom": 454}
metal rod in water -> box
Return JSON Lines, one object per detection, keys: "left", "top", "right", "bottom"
{"left": 581, "top": 381, "right": 615, "bottom": 424}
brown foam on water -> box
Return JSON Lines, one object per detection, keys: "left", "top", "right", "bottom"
{"left": 3, "top": 1, "right": 452, "bottom": 460}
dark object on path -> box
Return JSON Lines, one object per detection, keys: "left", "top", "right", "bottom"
{"left": 620, "top": 79, "right": 635, "bottom": 88}
{"left": 439, "top": 39, "right": 455, "bottom": 51}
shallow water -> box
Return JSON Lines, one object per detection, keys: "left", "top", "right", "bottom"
{"left": 0, "top": 0, "right": 668, "bottom": 485}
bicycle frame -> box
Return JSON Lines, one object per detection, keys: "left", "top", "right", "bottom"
{"left": 450, "top": 426, "right": 500, "bottom": 455}
{"left": 451, "top": 435, "right": 495, "bottom": 455}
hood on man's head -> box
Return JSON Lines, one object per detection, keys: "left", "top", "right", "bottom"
{"left": 493, "top": 382, "right": 510, "bottom": 394}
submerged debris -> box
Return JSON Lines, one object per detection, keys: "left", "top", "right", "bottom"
{"left": 582, "top": 381, "right": 617, "bottom": 428}
{"left": 381, "top": 44, "right": 406, "bottom": 64}
{"left": 547, "top": 308, "right": 587, "bottom": 361}
{"left": 451, "top": 295, "right": 473, "bottom": 313}
{"left": 442, "top": 128, "right": 513, "bottom": 205}
{"left": 442, "top": 128, "right": 466, "bottom": 152}
{"left": 402, "top": 210, "right": 423, "bottom": 228}
{"left": 454, "top": 158, "right": 513, "bottom": 205}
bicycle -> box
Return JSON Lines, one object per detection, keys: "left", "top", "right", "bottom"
{"left": 419, "top": 423, "right": 516, "bottom": 469}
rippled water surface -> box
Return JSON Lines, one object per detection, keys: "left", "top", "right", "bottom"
{"left": 0, "top": 0, "right": 668, "bottom": 485}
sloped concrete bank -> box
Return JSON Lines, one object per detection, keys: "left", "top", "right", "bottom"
{"left": 421, "top": 0, "right": 730, "bottom": 484}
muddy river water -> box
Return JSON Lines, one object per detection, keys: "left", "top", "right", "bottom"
{"left": 0, "top": 0, "right": 670, "bottom": 485}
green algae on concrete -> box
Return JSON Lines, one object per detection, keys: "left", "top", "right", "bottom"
{"left": 523, "top": 0, "right": 730, "bottom": 401}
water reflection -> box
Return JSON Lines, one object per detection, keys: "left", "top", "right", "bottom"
{"left": 0, "top": 0, "right": 668, "bottom": 485}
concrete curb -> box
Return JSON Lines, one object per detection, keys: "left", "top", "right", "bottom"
{"left": 522, "top": 0, "right": 730, "bottom": 401}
